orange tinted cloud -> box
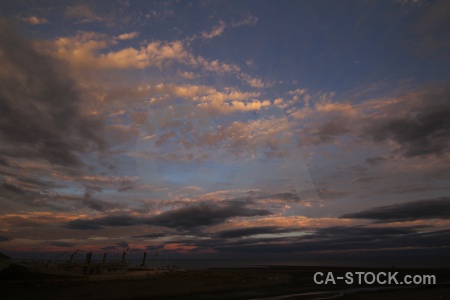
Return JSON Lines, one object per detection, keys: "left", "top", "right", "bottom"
{"left": 19, "top": 16, "right": 48, "bottom": 24}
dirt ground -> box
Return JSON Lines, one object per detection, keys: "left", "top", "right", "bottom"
{"left": 1, "top": 264, "right": 449, "bottom": 299}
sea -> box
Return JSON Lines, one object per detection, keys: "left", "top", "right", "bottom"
{"left": 8, "top": 251, "right": 450, "bottom": 269}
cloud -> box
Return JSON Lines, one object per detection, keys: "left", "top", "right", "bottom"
{"left": 0, "top": 20, "right": 103, "bottom": 167}
{"left": 191, "top": 14, "right": 257, "bottom": 41}
{"left": 0, "top": 170, "right": 127, "bottom": 212}
{"left": 52, "top": 32, "right": 187, "bottom": 69}
{"left": 394, "top": 0, "right": 424, "bottom": 5}
{"left": 201, "top": 21, "right": 226, "bottom": 39}
{"left": 365, "top": 156, "right": 388, "bottom": 165}
{"left": 137, "top": 106, "right": 297, "bottom": 163}
{"left": 178, "top": 70, "right": 199, "bottom": 79}
{"left": 313, "top": 226, "right": 422, "bottom": 237}
{"left": 197, "top": 98, "right": 270, "bottom": 115}
{"left": 0, "top": 178, "right": 61, "bottom": 210}
{"left": 412, "top": 0, "right": 450, "bottom": 55}
{"left": 105, "top": 124, "right": 139, "bottom": 147}
{"left": 65, "top": 4, "right": 106, "bottom": 24}
{"left": 341, "top": 197, "right": 450, "bottom": 222}
{"left": 64, "top": 214, "right": 142, "bottom": 230}
{"left": 350, "top": 175, "right": 379, "bottom": 184}
{"left": 63, "top": 201, "right": 272, "bottom": 231}
{"left": 215, "top": 226, "right": 288, "bottom": 238}
{"left": 117, "top": 32, "right": 139, "bottom": 40}
{"left": 133, "top": 232, "right": 168, "bottom": 239}
{"left": 380, "top": 183, "right": 449, "bottom": 195}
{"left": 231, "top": 14, "right": 258, "bottom": 27}
{"left": 50, "top": 30, "right": 259, "bottom": 87}
{"left": 162, "top": 225, "right": 445, "bottom": 256}
{"left": 146, "top": 244, "right": 165, "bottom": 251}
{"left": 47, "top": 241, "right": 76, "bottom": 248}
{"left": 115, "top": 241, "right": 129, "bottom": 249}
{"left": 53, "top": 32, "right": 239, "bottom": 76}
{"left": 295, "top": 104, "right": 354, "bottom": 144}
{"left": 0, "top": 211, "right": 77, "bottom": 229}
{"left": 2, "top": 182, "right": 26, "bottom": 195}
{"left": 0, "top": 236, "right": 12, "bottom": 242}
{"left": 144, "top": 202, "right": 272, "bottom": 230}
{"left": 144, "top": 84, "right": 266, "bottom": 114}
{"left": 316, "top": 188, "right": 347, "bottom": 200}
{"left": 81, "top": 198, "right": 118, "bottom": 212}
{"left": 295, "top": 86, "right": 450, "bottom": 158}
{"left": 19, "top": 16, "right": 48, "bottom": 25}
{"left": 99, "top": 242, "right": 132, "bottom": 251}
{"left": 238, "top": 73, "right": 266, "bottom": 88}
{"left": 364, "top": 87, "right": 450, "bottom": 157}
{"left": 266, "top": 192, "right": 300, "bottom": 202}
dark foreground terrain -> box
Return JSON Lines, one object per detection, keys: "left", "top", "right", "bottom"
{"left": 1, "top": 263, "right": 449, "bottom": 299}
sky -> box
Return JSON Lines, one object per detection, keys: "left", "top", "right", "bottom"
{"left": 0, "top": 0, "right": 449, "bottom": 266}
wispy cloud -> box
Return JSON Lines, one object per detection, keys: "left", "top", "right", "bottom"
{"left": 201, "top": 20, "right": 226, "bottom": 39}
{"left": 18, "top": 16, "right": 48, "bottom": 25}
{"left": 117, "top": 31, "right": 139, "bottom": 40}
{"left": 65, "top": 4, "right": 106, "bottom": 24}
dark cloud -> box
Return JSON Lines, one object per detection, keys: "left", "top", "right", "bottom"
{"left": 413, "top": 0, "right": 450, "bottom": 56}
{"left": 0, "top": 156, "right": 8, "bottom": 166}
{"left": 96, "top": 222, "right": 448, "bottom": 259}
{"left": 350, "top": 175, "right": 379, "bottom": 184}
{"left": 2, "top": 182, "right": 26, "bottom": 195}
{"left": 81, "top": 198, "right": 117, "bottom": 212}
{"left": 0, "top": 20, "right": 103, "bottom": 167}
{"left": 269, "top": 192, "right": 300, "bottom": 201}
{"left": 0, "top": 180, "right": 52, "bottom": 209}
{"left": 0, "top": 171, "right": 62, "bottom": 196}
{"left": 423, "top": 165, "right": 450, "bottom": 180}
{"left": 63, "top": 201, "right": 272, "bottom": 230}
{"left": 100, "top": 245, "right": 119, "bottom": 251}
{"left": 63, "top": 214, "right": 142, "bottom": 230}
{"left": 241, "top": 190, "right": 304, "bottom": 203}
{"left": 47, "top": 241, "right": 76, "bottom": 248}
{"left": 365, "top": 87, "right": 450, "bottom": 157}
{"left": 315, "top": 118, "right": 350, "bottom": 143}
{"left": 312, "top": 226, "right": 423, "bottom": 237}
{"left": 0, "top": 177, "right": 121, "bottom": 212}
{"left": 81, "top": 186, "right": 120, "bottom": 212}
{"left": 133, "top": 233, "right": 168, "bottom": 239}
{"left": 215, "top": 226, "right": 288, "bottom": 238}
{"left": 84, "top": 185, "right": 103, "bottom": 198}
{"left": 380, "top": 184, "right": 448, "bottom": 195}
{"left": 146, "top": 245, "right": 165, "bottom": 251}
{"left": 159, "top": 225, "right": 446, "bottom": 256}
{"left": 0, "top": 215, "right": 42, "bottom": 227}
{"left": 0, "top": 236, "right": 12, "bottom": 242}
{"left": 316, "top": 188, "right": 347, "bottom": 200}
{"left": 299, "top": 86, "right": 450, "bottom": 159}
{"left": 115, "top": 241, "right": 129, "bottom": 249}
{"left": 117, "top": 179, "right": 134, "bottom": 192}
{"left": 144, "top": 202, "right": 272, "bottom": 230}
{"left": 365, "top": 156, "right": 387, "bottom": 165}
{"left": 341, "top": 197, "right": 450, "bottom": 222}
{"left": 346, "top": 165, "right": 368, "bottom": 173}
